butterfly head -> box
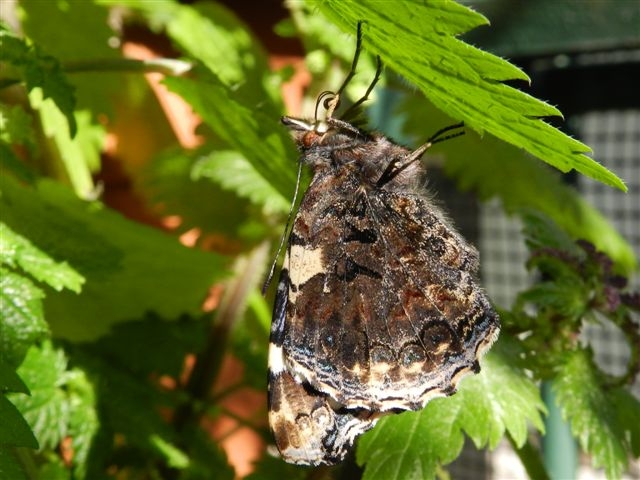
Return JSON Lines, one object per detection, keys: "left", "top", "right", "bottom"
{"left": 282, "top": 90, "right": 349, "bottom": 148}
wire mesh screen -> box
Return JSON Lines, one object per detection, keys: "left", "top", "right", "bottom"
{"left": 574, "top": 109, "right": 640, "bottom": 401}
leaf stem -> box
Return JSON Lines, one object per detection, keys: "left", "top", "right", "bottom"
{"left": 62, "top": 58, "right": 193, "bottom": 76}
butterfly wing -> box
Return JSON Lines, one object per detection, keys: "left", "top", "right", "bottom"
{"left": 268, "top": 266, "right": 378, "bottom": 465}
{"left": 279, "top": 163, "right": 499, "bottom": 412}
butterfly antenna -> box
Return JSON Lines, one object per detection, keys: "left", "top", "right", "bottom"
{"left": 334, "top": 21, "right": 365, "bottom": 99}
{"left": 341, "top": 55, "right": 383, "bottom": 121}
{"left": 262, "top": 157, "right": 305, "bottom": 295}
{"left": 427, "top": 122, "right": 465, "bottom": 145}
{"left": 376, "top": 122, "right": 465, "bottom": 187}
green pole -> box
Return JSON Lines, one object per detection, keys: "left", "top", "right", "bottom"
{"left": 541, "top": 382, "right": 578, "bottom": 480}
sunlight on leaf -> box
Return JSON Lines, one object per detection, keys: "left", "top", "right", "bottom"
{"left": 312, "top": 0, "right": 626, "bottom": 191}
{"left": 0, "top": 174, "right": 227, "bottom": 341}
{"left": 192, "top": 150, "right": 291, "bottom": 215}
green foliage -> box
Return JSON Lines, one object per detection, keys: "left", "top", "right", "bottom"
{"left": 554, "top": 349, "right": 640, "bottom": 480}
{"left": 1, "top": 174, "right": 227, "bottom": 341}
{"left": 0, "top": 26, "right": 77, "bottom": 136}
{"left": 1, "top": 1, "right": 637, "bottom": 479}
{"left": 357, "top": 339, "right": 546, "bottom": 479}
{"left": 502, "top": 212, "right": 640, "bottom": 479}
{"left": 0, "top": 369, "right": 39, "bottom": 449}
{"left": 0, "top": 222, "right": 84, "bottom": 293}
{"left": 311, "top": 0, "right": 626, "bottom": 191}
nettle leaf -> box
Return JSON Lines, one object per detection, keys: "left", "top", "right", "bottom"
{"left": 0, "top": 364, "right": 35, "bottom": 450}
{"left": 19, "top": 0, "right": 122, "bottom": 117}
{"left": 554, "top": 348, "right": 638, "bottom": 479}
{"left": 0, "top": 396, "right": 39, "bottom": 449}
{"left": 10, "top": 340, "right": 98, "bottom": 471}
{"left": 176, "top": 427, "right": 234, "bottom": 480}
{"left": 143, "top": 148, "right": 259, "bottom": 241}
{"left": 164, "top": 72, "right": 296, "bottom": 213}
{"left": 0, "top": 174, "right": 227, "bottom": 341}
{"left": 0, "top": 447, "right": 28, "bottom": 480}
{"left": 70, "top": 348, "right": 178, "bottom": 458}
{"left": 0, "top": 363, "right": 29, "bottom": 395}
{"left": 109, "top": 0, "right": 296, "bottom": 214}
{"left": 246, "top": 455, "right": 309, "bottom": 480}
{"left": 0, "top": 27, "right": 77, "bottom": 136}
{"left": 192, "top": 150, "right": 290, "bottom": 215}
{"left": 1, "top": 222, "right": 84, "bottom": 293}
{"left": 164, "top": 1, "right": 277, "bottom": 107}
{"left": 357, "top": 340, "right": 545, "bottom": 479}
{"left": 312, "top": 0, "right": 625, "bottom": 191}
{"left": 611, "top": 388, "right": 640, "bottom": 458}
{"left": 0, "top": 104, "right": 36, "bottom": 153}
{"left": 90, "top": 314, "right": 208, "bottom": 379}
{"left": 0, "top": 268, "right": 48, "bottom": 367}
{"left": 518, "top": 281, "right": 587, "bottom": 319}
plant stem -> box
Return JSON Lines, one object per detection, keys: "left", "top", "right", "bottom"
{"left": 62, "top": 58, "right": 193, "bottom": 76}
{"left": 172, "top": 240, "right": 270, "bottom": 432}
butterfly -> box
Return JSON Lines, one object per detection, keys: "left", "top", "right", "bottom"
{"left": 267, "top": 22, "right": 500, "bottom": 466}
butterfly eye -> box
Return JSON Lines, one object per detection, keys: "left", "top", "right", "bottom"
{"left": 315, "top": 91, "right": 340, "bottom": 124}
{"left": 323, "top": 95, "right": 340, "bottom": 111}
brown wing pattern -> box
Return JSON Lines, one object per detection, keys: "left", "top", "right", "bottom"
{"left": 268, "top": 125, "right": 499, "bottom": 466}
{"left": 281, "top": 167, "right": 499, "bottom": 411}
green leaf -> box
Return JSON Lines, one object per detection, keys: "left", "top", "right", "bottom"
{"left": 0, "top": 396, "right": 39, "bottom": 449}
{"left": 0, "top": 27, "right": 77, "bottom": 137}
{"left": 1, "top": 222, "right": 84, "bottom": 293}
{"left": 177, "top": 427, "right": 234, "bottom": 480}
{"left": 69, "top": 347, "right": 178, "bottom": 457}
{"left": 0, "top": 174, "right": 227, "bottom": 341}
{"left": 0, "top": 363, "right": 29, "bottom": 395}
{"left": 245, "top": 454, "right": 309, "bottom": 480}
{"left": 0, "top": 447, "right": 28, "bottom": 480}
{"left": 192, "top": 150, "right": 290, "bottom": 215}
{"left": 142, "top": 148, "right": 264, "bottom": 242}
{"left": 8, "top": 341, "right": 98, "bottom": 477}
{"left": 0, "top": 268, "right": 48, "bottom": 367}
{"left": 311, "top": 0, "right": 625, "bottom": 191}
{"left": 0, "top": 104, "right": 36, "bottom": 153}
{"left": 553, "top": 348, "right": 637, "bottom": 479}
{"left": 357, "top": 339, "right": 546, "bottom": 479}
{"left": 98, "top": 0, "right": 298, "bottom": 214}
{"left": 19, "top": 0, "right": 123, "bottom": 118}
{"left": 90, "top": 314, "right": 208, "bottom": 379}
{"left": 520, "top": 211, "right": 585, "bottom": 258}
{"left": 10, "top": 341, "right": 72, "bottom": 450}
{"left": 28, "top": 89, "right": 104, "bottom": 199}
{"left": 165, "top": 2, "right": 276, "bottom": 107}
{"left": 518, "top": 281, "right": 586, "bottom": 319}
{"left": 611, "top": 388, "right": 640, "bottom": 458}
{"left": 164, "top": 72, "right": 296, "bottom": 212}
